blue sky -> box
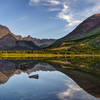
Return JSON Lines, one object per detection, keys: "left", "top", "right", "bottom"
{"left": 0, "top": 0, "right": 100, "bottom": 39}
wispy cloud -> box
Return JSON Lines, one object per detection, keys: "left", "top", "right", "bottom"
{"left": 57, "top": 83, "right": 95, "bottom": 100}
{"left": 29, "top": 0, "right": 100, "bottom": 31}
{"left": 49, "top": 7, "right": 61, "bottom": 11}
{"left": 29, "top": 0, "right": 61, "bottom": 5}
{"left": 58, "top": 84, "right": 82, "bottom": 100}
{"left": 29, "top": 0, "right": 40, "bottom": 5}
{"left": 57, "top": 4, "right": 81, "bottom": 27}
{"left": 47, "top": 0, "right": 60, "bottom": 5}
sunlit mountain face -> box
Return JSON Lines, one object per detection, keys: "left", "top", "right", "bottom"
{"left": 0, "top": 0, "right": 100, "bottom": 39}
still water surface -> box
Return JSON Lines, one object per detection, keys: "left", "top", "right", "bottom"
{"left": 0, "top": 58, "right": 100, "bottom": 100}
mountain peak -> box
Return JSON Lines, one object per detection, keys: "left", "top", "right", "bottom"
{"left": 94, "top": 13, "right": 100, "bottom": 17}
{"left": 0, "top": 25, "right": 12, "bottom": 38}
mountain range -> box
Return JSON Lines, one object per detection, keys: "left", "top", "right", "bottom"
{"left": 0, "top": 25, "right": 56, "bottom": 50}
{"left": 0, "top": 13, "right": 100, "bottom": 51}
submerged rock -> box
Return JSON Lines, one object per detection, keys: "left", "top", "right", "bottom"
{"left": 29, "top": 74, "right": 39, "bottom": 79}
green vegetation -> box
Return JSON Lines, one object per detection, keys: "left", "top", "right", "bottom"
{"left": 45, "top": 57, "right": 100, "bottom": 77}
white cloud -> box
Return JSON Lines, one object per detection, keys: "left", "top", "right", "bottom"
{"left": 85, "top": 3, "right": 100, "bottom": 17}
{"left": 29, "top": 0, "right": 82, "bottom": 27}
{"left": 49, "top": 7, "right": 61, "bottom": 11}
{"left": 57, "top": 84, "right": 95, "bottom": 100}
{"left": 29, "top": 0, "right": 61, "bottom": 5}
{"left": 58, "top": 84, "right": 82, "bottom": 100}
{"left": 29, "top": 0, "right": 100, "bottom": 31}
{"left": 29, "top": 0, "right": 40, "bottom": 5}
{"left": 48, "top": 0, "right": 60, "bottom": 5}
{"left": 58, "top": 4, "right": 81, "bottom": 27}
{"left": 58, "top": 4, "right": 70, "bottom": 22}
{"left": 68, "top": 20, "right": 81, "bottom": 26}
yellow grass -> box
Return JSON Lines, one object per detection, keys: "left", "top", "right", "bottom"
{"left": 0, "top": 53, "right": 100, "bottom": 58}
{"left": 51, "top": 46, "right": 70, "bottom": 50}
{"left": 47, "top": 60, "right": 71, "bottom": 64}
{"left": 0, "top": 53, "right": 63, "bottom": 58}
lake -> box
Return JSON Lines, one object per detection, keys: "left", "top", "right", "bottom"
{"left": 0, "top": 57, "right": 100, "bottom": 100}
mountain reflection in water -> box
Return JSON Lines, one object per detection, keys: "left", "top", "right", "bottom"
{"left": 0, "top": 58, "right": 100, "bottom": 100}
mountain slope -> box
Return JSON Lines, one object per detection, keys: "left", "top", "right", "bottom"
{"left": 23, "top": 35, "right": 56, "bottom": 48}
{"left": 0, "top": 34, "right": 17, "bottom": 50}
{"left": 52, "top": 14, "right": 100, "bottom": 47}
{"left": 0, "top": 34, "right": 40, "bottom": 50}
